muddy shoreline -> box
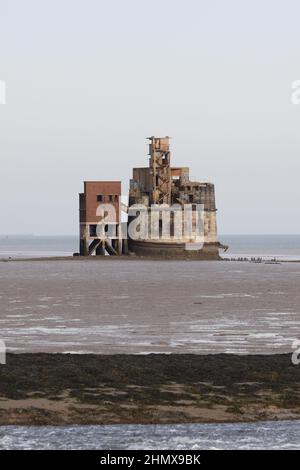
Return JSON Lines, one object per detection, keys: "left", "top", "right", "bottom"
{"left": 0, "top": 353, "right": 300, "bottom": 425}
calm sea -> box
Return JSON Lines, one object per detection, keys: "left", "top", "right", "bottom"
{"left": 0, "top": 234, "right": 300, "bottom": 260}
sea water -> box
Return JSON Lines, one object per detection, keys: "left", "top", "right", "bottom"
{"left": 0, "top": 421, "right": 299, "bottom": 450}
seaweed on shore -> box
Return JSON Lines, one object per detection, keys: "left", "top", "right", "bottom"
{"left": 0, "top": 353, "right": 300, "bottom": 425}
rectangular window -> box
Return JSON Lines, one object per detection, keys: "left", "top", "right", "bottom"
{"left": 89, "top": 225, "right": 97, "bottom": 237}
{"left": 97, "top": 195, "right": 103, "bottom": 202}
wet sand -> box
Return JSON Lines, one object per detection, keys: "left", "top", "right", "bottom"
{"left": 0, "top": 259, "right": 299, "bottom": 354}
{"left": 0, "top": 353, "right": 300, "bottom": 425}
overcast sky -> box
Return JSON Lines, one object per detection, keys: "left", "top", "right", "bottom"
{"left": 0, "top": 0, "right": 300, "bottom": 235}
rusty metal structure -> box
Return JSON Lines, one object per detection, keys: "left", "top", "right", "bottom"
{"left": 149, "top": 136, "right": 172, "bottom": 205}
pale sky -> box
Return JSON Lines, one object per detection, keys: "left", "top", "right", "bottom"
{"left": 0, "top": 0, "right": 300, "bottom": 235}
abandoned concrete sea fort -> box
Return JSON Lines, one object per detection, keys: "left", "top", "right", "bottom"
{"left": 79, "top": 136, "right": 226, "bottom": 259}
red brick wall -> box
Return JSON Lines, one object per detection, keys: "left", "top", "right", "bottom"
{"left": 83, "top": 181, "right": 121, "bottom": 223}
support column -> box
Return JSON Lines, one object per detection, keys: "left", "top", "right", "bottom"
{"left": 105, "top": 240, "right": 118, "bottom": 256}
{"left": 96, "top": 240, "right": 106, "bottom": 256}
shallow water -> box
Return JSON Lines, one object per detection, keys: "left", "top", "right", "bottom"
{"left": 0, "top": 420, "right": 299, "bottom": 450}
{"left": 1, "top": 259, "right": 300, "bottom": 354}
{"left": 220, "top": 234, "right": 300, "bottom": 261}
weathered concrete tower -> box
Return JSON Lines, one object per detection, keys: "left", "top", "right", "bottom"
{"left": 128, "top": 137, "right": 222, "bottom": 258}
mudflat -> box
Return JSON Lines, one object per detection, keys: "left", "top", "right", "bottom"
{"left": 0, "top": 259, "right": 300, "bottom": 354}
{"left": 0, "top": 353, "right": 300, "bottom": 425}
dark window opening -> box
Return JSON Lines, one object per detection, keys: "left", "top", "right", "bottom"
{"left": 97, "top": 195, "right": 103, "bottom": 202}
{"left": 89, "top": 225, "right": 97, "bottom": 237}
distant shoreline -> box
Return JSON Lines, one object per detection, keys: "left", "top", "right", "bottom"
{"left": 1, "top": 255, "right": 300, "bottom": 263}
{"left": 0, "top": 353, "right": 300, "bottom": 426}
{"left": 1, "top": 234, "right": 300, "bottom": 262}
